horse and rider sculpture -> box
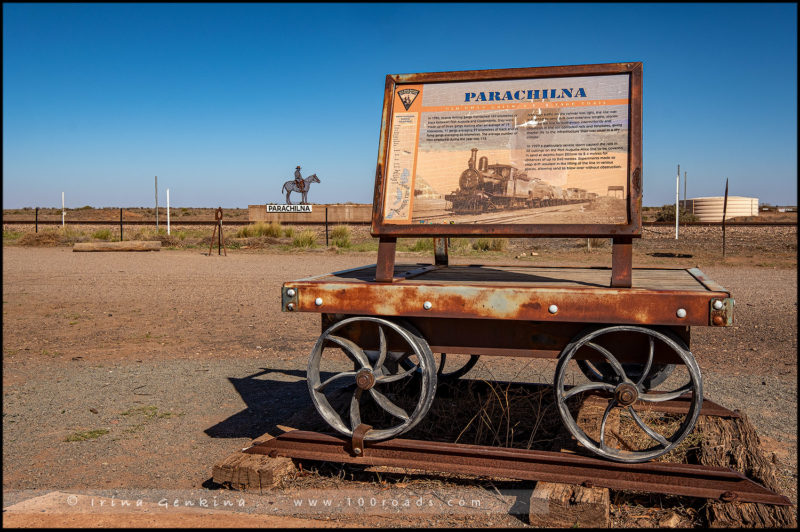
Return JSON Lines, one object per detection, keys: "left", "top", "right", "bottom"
{"left": 281, "top": 165, "right": 320, "bottom": 205}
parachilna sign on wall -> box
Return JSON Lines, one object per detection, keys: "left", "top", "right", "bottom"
{"left": 267, "top": 204, "right": 313, "bottom": 213}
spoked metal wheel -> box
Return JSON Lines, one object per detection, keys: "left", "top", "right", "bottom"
{"left": 576, "top": 359, "right": 675, "bottom": 388}
{"left": 401, "top": 353, "right": 480, "bottom": 382}
{"left": 554, "top": 325, "right": 703, "bottom": 463}
{"left": 307, "top": 316, "right": 437, "bottom": 441}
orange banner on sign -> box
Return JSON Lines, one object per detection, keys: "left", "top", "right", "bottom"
{"left": 421, "top": 99, "right": 629, "bottom": 113}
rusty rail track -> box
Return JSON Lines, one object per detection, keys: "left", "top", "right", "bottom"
{"left": 643, "top": 221, "right": 795, "bottom": 227}
{"left": 246, "top": 430, "right": 791, "bottom": 506}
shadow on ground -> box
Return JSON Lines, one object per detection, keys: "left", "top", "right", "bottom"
{"left": 204, "top": 367, "right": 332, "bottom": 439}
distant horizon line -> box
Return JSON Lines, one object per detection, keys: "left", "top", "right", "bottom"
{"left": 4, "top": 200, "right": 797, "bottom": 210}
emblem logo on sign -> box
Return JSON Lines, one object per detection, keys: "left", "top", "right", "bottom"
{"left": 397, "top": 89, "right": 420, "bottom": 111}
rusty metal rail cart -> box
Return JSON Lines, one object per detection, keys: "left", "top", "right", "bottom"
{"left": 249, "top": 63, "right": 789, "bottom": 505}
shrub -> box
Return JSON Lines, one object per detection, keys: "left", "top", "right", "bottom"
{"left": 448, "top": 238, "right": 470, "bottom": 253}
{"left": 236, "top": 222, "right": 282, "bottom": 238}
{"left": 586, "top": 238, "right": 609, "bottom": 251}
{"left": 472, "top": 238, "right": 491, "bottom": 251}
{"left": 656, "top": 205, "right": 699, "bottom": 222}
{"left": 283, "top": 227, "right": 294, "bottom": 238}
{"left": 489, "top": 238, "right": 508, "bottom": 251}
{"left": 92, "top": 229, "right": 112, "bottom": 241}
{"left": 19, "top": 232, "right": 60, "bottom": 246}
{"left": 129, "top": 228, "right": 149, "bottom": 241}
{"left": 409, "top": 238, "right": 434, "bottom": 252}
{"left": 129, "top": 227, "right": 167, "bottom": 241}
{"left": 156, "top": 234, "right": 180, "bottom": 247}
{"left": 331, "top": 225, "right": 351, "bottom": 248}
{"left": 330, "top": 225, "right": 350, "bottom": 239}
{"left": 263, "top": 221, "right": 283, "bottom": 238}
{"left": 236, "top": 225, "right": 253, "bottom": 238}
{"left": 292, "top": 230, "right": 317, "bottom": 248}
{"left": 56, "top": 226, "right": 88, "bottom": 244}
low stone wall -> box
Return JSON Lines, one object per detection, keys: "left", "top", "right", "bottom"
{"left": 248, "top": 204, "right": 372, "bottom": 224}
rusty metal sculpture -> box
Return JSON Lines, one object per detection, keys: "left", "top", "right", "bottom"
{"left": 208, "top": 207, "right": 227, "bottom": 256}
{"left": 281, "top": 170, "right": 320, "bottom": 205}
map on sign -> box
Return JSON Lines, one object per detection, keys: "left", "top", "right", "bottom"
{"left": 383, "top": 113, "right": 418, "bottom": 220}
{"left": 386, "top": 168, "right": 410, "bottom": 219}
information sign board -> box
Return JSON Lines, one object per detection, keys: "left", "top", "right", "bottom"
{"left": 371, "top": 63, "right": 642, "bottom": 237}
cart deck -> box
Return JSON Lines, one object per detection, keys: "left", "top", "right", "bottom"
{"left": 282, "top": 264, "right": 733, "bottom": 329}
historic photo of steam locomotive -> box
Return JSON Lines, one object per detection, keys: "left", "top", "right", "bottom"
{"left": 444, "top": 148, "right": 596, "bottom": 214}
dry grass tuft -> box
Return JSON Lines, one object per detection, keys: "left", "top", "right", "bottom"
{"left": 472, "top": 238, "right": 507, "bottom": 252}
{"left": 330, "top": 225, "right": 351, "bottom": 248}
{"left": 292, "top": 230, "right": 317, "bottom": 248}
{"left": 586, "top": 237, "right": 609, "bottom": 251}
{"left": 19, "top": 232, "right": 61, "bottom": 246}
{"left": 236, "top": 221, "right": 283, "bottom": 238}
{"left": 92, "top": 228, "right": 113, "bottom": 241}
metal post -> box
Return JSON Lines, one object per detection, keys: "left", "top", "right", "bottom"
{"left": 325, "top": 207, "right": 329, "bottom": 246}
{"left": 166, "top": 188, "right": 170, "bottom": 235}
{"left": 611, "top": 237, "right": 633, "bottom": 287}
{"left": 722, "top": 178, "right": 729, "bottom": 257}
{"left": 35, "top": 207, "right": 38, "bottom": 233}
{"left": 375, "top": 237, "right": 397, "bottom": 282}
{"left": 218, "top": 221, "right": 222, "bottom": 255}
{"left": 120, "top": 208, "right": 123, "bottom": 241}
{"left": 62, "top": 192, "right": 65, "bottom": 227}
{"left": 675, "top": 165, "right": 680, "bottom": 239}
{"left": 155, "top": 176, "right": 158, "bottom": 231}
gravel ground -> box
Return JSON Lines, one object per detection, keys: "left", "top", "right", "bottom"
{"left": 2, "top": 246, "right": 797, "bottom": 526}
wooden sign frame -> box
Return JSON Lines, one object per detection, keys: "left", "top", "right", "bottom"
{"left": 370, "top": 62, "right": 643, "bottom": 239}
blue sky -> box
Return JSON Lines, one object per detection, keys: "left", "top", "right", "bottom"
{"left": 3, "top": 3, "right": 797, "bottom": 208}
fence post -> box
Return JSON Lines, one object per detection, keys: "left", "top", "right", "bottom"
{"left": 120, "top": 208, "right": 123, "bottom": 241}
{"left": 35, "top": 207, "right": 38, "bottom": 233}
{"left": 722, "top": 179, "right": 729, "bottom": 257}
{"left": 325, "top": 207, "right": 329, "bottom": 246}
